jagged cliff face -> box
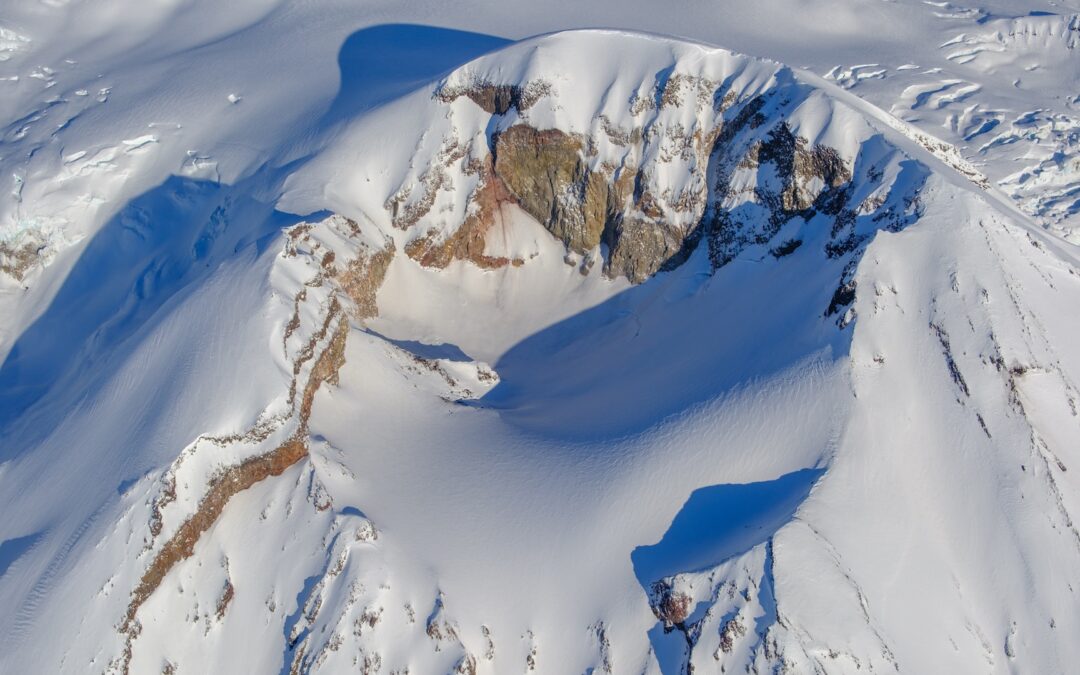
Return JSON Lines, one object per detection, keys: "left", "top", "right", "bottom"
{"left": 378, "top": 48, "right": 926, "bottom": 308}
{"left": 3, "top": 29, "right": 1080, "bottom": 675}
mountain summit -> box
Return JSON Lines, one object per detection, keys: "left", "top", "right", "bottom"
{"left": 1, "top": 13, "right": 1079, "bottom": 675}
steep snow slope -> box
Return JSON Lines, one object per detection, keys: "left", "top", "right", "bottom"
{"left": 0, "top": 12, "right": 1079, "bottom": 675}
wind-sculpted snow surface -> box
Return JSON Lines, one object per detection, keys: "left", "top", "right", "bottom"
{"left": 1, "top": 24, "right": 1080, "bottom": 675}
{"left": 822, "top": 10, "right": 1080, "bottom": 241}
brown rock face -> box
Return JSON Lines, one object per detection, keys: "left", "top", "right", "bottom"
{"left": 455, "top": 112, "right": 873, "bottom": 285}
{"left": 651, "top": 583, "right": 694, "bottom": 627}
{"left": 435, "top": 79, "right": 553, "bottom": 115}
{"left": 492, "top": 125, "right": 688, "bottom": 282}
{"left": 607, "top": 217, "right": 690, "bottom": 284}
{"left": 405, "top": 159, "right": 521, "bottom": 270}
{"left": 338, "top": 242, "right": 396, "bottom": 320}
{"left": 122, "top": 436, "right": 309, "bottom": 649}
{"left": 412, "top": 77, "right": 736, "bottom": 283}
{"left": 402, "top": 125, "right": 669, "bottom": 279}
{"left": 0, "top": 238, "right": 44, "bottom": 280}
{"left": 493, "top": 125, "right": 595, "bottom": 251}
{"left": 415, "top": 79, "right": 910, "bottom": 290}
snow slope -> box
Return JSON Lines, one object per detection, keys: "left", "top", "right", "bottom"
{"left": 1, "top": 4, "right": 1079, "bottom": 675}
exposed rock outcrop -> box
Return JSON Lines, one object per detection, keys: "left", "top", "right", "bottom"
{"left": 485, "top": 124, "right": 693, "bottom": 282}
{"left": 397, "top": 67, "right": 927, "bottom": 291}
{"left": 435, "top": 78, "right": 553, "bottom": 115}
{"left": 115, "top": 216, "right": 395, "bottom": 675}
{"left": 404, "top": 155, "right": 523, "bottom": 270}
{"left": 337, "top": 241, "right": 396, "bottom": 320}
{"left": 493, "top": 125, "right": 594, "bottom": 251}
{"left": 0, "top": 237, "right": 44, "bottom": 281}
{"left": 649, "top": 580, "right": 694, "bottom": 628}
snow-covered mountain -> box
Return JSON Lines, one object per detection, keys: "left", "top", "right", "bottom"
{"left": 1, "top": 2, "right": 1079, "bottom": 674}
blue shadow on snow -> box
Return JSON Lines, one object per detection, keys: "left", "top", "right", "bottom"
{"left": 323, "top": 24, "right": 510, "bottom": 123}
{"left": 632, "top": 467, "right": 823, "bottom": 587}
{"left": 632, "top": 468, "right": 822, "bottom": 675}
{"left": 0, "top": 24, "right": 511, "bottom": 460}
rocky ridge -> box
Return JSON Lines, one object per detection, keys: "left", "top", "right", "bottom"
{"left": 377, "top": 50, "right": 930, "bottom": 317}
